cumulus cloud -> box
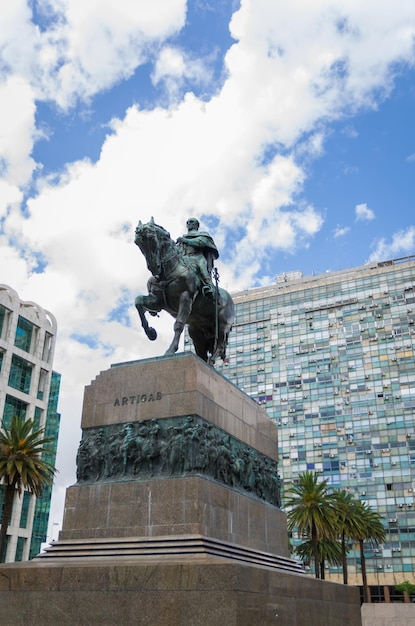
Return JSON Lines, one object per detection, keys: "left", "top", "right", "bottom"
{"left": 333, "top": 225, "right": 350, "bottom": 238}
{"left": 0, "top": 76, "right": 37, "bottom": 188}
{"left": 368, "top": 226, "right": 415, "bottom": 262}
{"left": 2, "top": 0, "right": 415, "bottom": 530}
{"left": 0, "top": 0, "right": 187, "bottom": 109}
{"left": 355, "top": 202, "right": 375, "bottom": 221}
{"left": 151, "top": 45, "right": 214, "bottom": 101}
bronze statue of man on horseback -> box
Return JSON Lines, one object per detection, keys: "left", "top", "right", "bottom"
{"left": 134, "top": 217, "right": 234, "bottom": 366}
{"left": 176, "top": 218, "right": 219, "bottom": 297}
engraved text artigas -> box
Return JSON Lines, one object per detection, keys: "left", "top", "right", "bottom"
{"left": 114, "top": 391, "right": 162, "bottom": 406}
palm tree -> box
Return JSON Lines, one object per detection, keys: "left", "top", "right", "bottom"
{"left": 0, "top": 416, "right": 57, "bottom": 562}
{"left": 352, "top": 500, "right": 386, "bottom": 603}
{"left": 295, "top": 535, "right": 343, "bottom": 579}
{"left": 333, "top": 490, "right": 366, "bottom": 584}
{"left": 284, "top": 471, "right": 338, "bottom": 578}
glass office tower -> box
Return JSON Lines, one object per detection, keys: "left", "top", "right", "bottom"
{"left": 210, "top": 256, "right": 415, "bottom": 585}
{"left": 0, "top": 284, "right": 61, "bottom": 562}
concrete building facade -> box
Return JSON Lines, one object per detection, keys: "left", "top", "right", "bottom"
{"left": 0, "top": 284, "right": 60, "bottom": 562}
{"left": 209, "top": 256, "right": 415, "bottom": 586}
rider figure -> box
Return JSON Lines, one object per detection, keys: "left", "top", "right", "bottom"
{"left": 177, "top": 218, "right": 219, "bottom": 296}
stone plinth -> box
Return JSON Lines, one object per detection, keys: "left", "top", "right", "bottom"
{"left": 55, "top": 352, "right": 286, "bottom": 559}
{"left": 0, "top": 559, "right": 362, "bottom": 626}
{"left": 81, "top": 352, "right": 276, "bottom": 458}
{"left": 60, "top": 478, "right": 288, "bottom": 556}
{"left": 0, "top": 354, "right": 362, "bottom": 625}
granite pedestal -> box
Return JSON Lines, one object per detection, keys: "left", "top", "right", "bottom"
{"left": 0, "top": 353, "right": 361, "bottom": 625}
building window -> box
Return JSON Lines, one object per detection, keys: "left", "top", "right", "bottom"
{"left": 2, "top": 395, "right": 28, "bottom": 429}
{"left": 37, "top": 369, "right": 48, "bottom": 400}
{"left": 42, "top": 332, "right": 53, "bottom": 362}
{"left": 19, "top": 491, "right": 31, "bottom": 529}
{"left": 14, "top": 537, "right": 26, "bottom": 562}
{"left": 0, "top": 305, "right": 6, "bottom": 338}
{"left": 0, "top": 485, "right": 6, "bottom": 519}
{"left": 8, "top": 355, "right": 33, "bottom": 394}
{"left": 33, "top": 407, "right": 42, "bottom": 431}
{"left": 14, "top": 316, "right": 34, "bottom": 353}
{"left": 0, "top": 350, "right": 3, "bottom": 373}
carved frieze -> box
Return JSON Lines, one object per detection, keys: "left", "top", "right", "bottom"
{"left": 76, "top": 415, "right": 281, "bottom": 507}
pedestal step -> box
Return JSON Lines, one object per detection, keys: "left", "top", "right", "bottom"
{"left": 37, "top": 534, "right": 304, "bottom": 573}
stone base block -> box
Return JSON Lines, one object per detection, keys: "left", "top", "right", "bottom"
{"left": 0, "top": 559, "right": 362, "bottom": 626}
{"left": 59, "top": 476, "right": 288, "bottom": 556}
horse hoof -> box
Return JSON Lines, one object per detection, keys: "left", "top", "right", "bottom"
{"left": 147, "top": 328, "right": 157, "bottom": 341}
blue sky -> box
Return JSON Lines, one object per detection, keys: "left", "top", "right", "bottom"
{"left": 1, "top": 0, "right": 415, "bottom": 533}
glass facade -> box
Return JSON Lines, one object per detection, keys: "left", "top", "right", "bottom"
{"left": 29, "top": 371, "right": 61, "bottom": 559}
{"left": 19, "top": 492, "right": 31, "bottom": 529}
{"left": 14, "top": 537, "right": 26, "bottom": 562}
{"left": 0, "top": 305, "right": 5, "bottom": 338}
{"left": 2, "top": 395, "right": 28, "bottom": 429}
{"left": 0, "top": 285, "right": 60, "bottom": 563}
{"left": 14, "top": 316, "right": 34, "bottom": 352}
{"left": 8, "top": 355, "right": 33, "bottom": 394}
{"left": 210, "top": 256, "right": 415, "bottom": 585}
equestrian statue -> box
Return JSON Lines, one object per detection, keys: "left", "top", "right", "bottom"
{"left": 134, "top": 217, "right": 235, "bottom": 365}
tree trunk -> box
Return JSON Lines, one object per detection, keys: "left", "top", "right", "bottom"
{"left": 320, "top": 560, "right": 325, "bottom": 580}
{"left": 0, "top": 480, "right": 17, "bottom": 562}
{"left": 341, "top": 531, "right": 348, "bottom": 585}
{"left": 312, "top": 524, "right": 320, "bottom": 578}
{"left": 360, "top": 539, "right": 370, "bottom": 603}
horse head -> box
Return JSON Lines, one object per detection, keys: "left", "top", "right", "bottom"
{"left": 134, "top": 219, "right": 172, "bottom": 278}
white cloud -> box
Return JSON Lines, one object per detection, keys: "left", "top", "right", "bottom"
{"left": 333, "top": 225, "right": 350, "bottom": 238}
{"left": 355, "top": 202, "right": 375, "bottom": 221}
{"left": 0, "top": 0, "right": 187, "bottom": 109}
{"left": 153, "top": 46, "right": 187, "bottom": 82}
{"left": 2, "top": 0, "right": 415, "bottom": 532}
{"left": 50, "top": 0, "right": 186, "bottom": 107}
{"left": 0, "top": 76, "right": 37, "bottom": 187}
{"left": 152, "top": 45, "right": 213, "bottom": 100}
{"left": 342, "top": 125, "right": 359, "bottom": 139}
{"left": 0, "top": 181, "right": 23, "bottom": 218}
{"left": 368, "top": 226, "right": 415, "bottom": 262}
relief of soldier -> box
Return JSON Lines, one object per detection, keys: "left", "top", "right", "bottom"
{"left": 76, "top": 416, "right": 281, "bottom": 507}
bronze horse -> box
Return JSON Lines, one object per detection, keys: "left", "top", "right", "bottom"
{"left": 134, "top": 218, "right": 235, "bottom": 365}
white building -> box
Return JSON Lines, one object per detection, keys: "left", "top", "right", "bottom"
{"left": 0, "top": 284, "right": 61, "bottom": 562}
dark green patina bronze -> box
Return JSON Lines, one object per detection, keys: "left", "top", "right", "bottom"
{"left": 134, "top": 218, "right": 234, "bottom": 365}
{"left": 76, "top": 416, "right": 281, "bottom": 507}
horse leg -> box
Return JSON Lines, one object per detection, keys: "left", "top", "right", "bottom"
{"left": 188, "top": 326, "right": 209, "bottom": 362}
{"left": 135, "top": 294, "right": 160, "bottom": 341}
{"left": 165, "top": 291, "right": 192, "bottom": 355}
{"left": 207, "top": 310, "right": 232, "bottom": 366}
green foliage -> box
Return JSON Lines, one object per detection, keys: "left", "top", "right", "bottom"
{"left": 0, "top": 416, "right": 57, "bottom": 561}
{"left": 285, "top": 470, "right": 339, "bottom": 578}
{"left": 284, "top": 471, "right": 387, "bottom": 589}
{"left": 285, "top": 470, "right": 338, "bottom": 537}
{"left": 295, "top": 536, "right": 343, "bottom": 566}
{"left": 395, "top": 580, "right": 415, "bottom": 596}
{"left": 333, "top": 490, "right": 366, "bottom": 540}
{"left": 351, "top": 499, "right": 386, "bottom": 544}
{"left": 0, "top": 415, "right": 56, "bottom": 495}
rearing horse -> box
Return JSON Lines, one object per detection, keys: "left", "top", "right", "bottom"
{"left": 134, "top": 218, "right": 235, "bottom": 365}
